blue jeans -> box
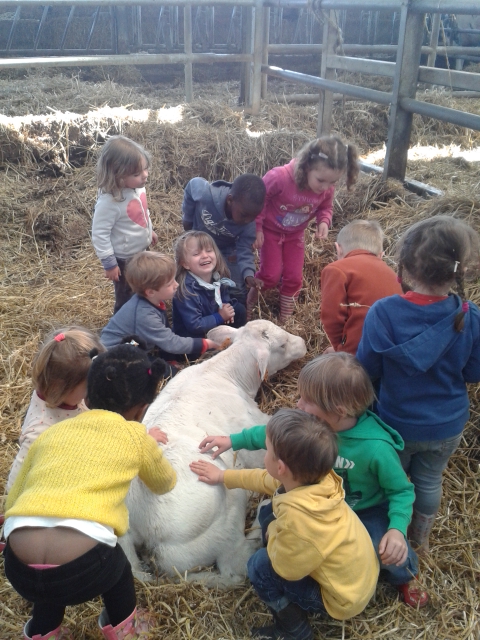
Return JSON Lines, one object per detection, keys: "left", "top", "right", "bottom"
{"left": 357, "top": 504, "right": 418, "bottom": 586}
{"left": 247, "top": 548, "right": 327, "bottom": 615}
{"left": 398, "top": 433, "right": 463, "bottom": 515}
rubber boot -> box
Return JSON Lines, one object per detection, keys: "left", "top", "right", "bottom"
{"left": 279, "top": 295, "right": 296, "bottom": 323}
{"left": 408, "top": 510, "right": 437, "bottom": 555}
{"left": 251, "top": 603, "right": 313, "bottom": 640}
{"left": 24, "top": 620, "right": 73, "bottom": 640}
{"left": 98, "top": 607, "right": 153, "bottom": 639}
{"left": 246, "top": 287, "right": 259, "bottom": 321}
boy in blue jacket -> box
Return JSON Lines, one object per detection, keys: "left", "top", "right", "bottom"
{"left": 182, "top": 174, "right": 266, "bottom": 302}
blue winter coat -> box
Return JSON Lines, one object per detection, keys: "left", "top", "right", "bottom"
{"left": 173, "top": 273, "right": 233, "bottom": 337}
{"left": 357, "top": 294, "right": 480, "bottom": 442}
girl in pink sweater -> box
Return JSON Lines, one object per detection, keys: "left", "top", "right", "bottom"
{"left": 248, "top": 136, "right": 359, "bottom": 322}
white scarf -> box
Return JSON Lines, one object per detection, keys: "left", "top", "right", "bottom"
{"left": 190, "top": 272, "right": 236, "bottom": 308}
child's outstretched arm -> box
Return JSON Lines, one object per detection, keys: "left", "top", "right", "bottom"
{"left": 199, "top": 424, "right": 267, "bottom": 459}
{"left": 190, "top": 460, "right": 225, "bottom": 485}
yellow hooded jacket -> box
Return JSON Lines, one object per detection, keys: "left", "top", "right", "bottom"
{"left": 224, "top": 468, "right": 379, "bottom": 620}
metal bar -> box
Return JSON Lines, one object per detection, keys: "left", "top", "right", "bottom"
{"left": 360, "top": 161, "right": 444, "bottom": 198}
{"left": 315, "top": 0, "right": 480, "bottom": 11}
{"left": 86, "top": 7, "right": 101, "bottom": 51}
{"left": 6, "top": 7, "right": 21, "bottom": 52}
{"left": 384, "top": 6, "right": 424, "bottom": 182}
{"left": 400, "top": 98, "right": 480, "bottom": 131}
{"left": 34, "top": 6, "right": 50, "bottom": 51}
{"left": 5, "top": 0, "right": 256, "bottom": 5}
{"left": 328, "top": 55, "right": 480, "bottom": 93}
{"left": 0, "top": 52, "right": 252, "bottom": 69}
{"left": 418, "top": 66, "right": 480, "bottom": 93}
{"left": 60, "top": 7, "right": 76, "bottom": 51}
{"left": 427, "top": 12, "right": 441, "bottom": 67}
{"left": 263, "top": 65, "right": 393, "bottom": 105}
{"left": 184, "top": 4, "right": 193, "bottom": 102}
{"left": 250, "top": 0, "right": 264, "bottom": 114}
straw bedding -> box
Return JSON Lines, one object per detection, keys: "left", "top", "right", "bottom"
{"left": 0, "top": 68, "right": 479, "bottom": 639}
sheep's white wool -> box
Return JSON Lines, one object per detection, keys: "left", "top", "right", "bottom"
{"left": 119, "top": 320, "right": 306, "bottom": 586}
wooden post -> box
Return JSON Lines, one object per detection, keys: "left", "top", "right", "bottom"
{"left": 317, "top": 10, "right": 338, "bottom": 136}
{"left": 261, "top": 6, "right": 270, "bottom": 100}
{"left": 184, "top": 4, "right": 193, "bottom": 102}
{"left": 383, "top": 3, "right": 424, "bottom": 182}
{"left": 239, "top": 5, "right": 253, "bottom": 106}
{"left": 250, "top": 0, "right": 264, "bottom": 114}
{"left": 427, "top": 12, "right": 441, "bottom": 67}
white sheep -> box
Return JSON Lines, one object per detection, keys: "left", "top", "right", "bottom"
{"left": 120, "top": 320, "right": 306, "bottom": 586}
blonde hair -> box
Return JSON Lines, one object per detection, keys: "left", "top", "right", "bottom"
{"left": 96, "top": 135, "right": 150, "bottom": 201}
{"left": 174, "top": 231, "right": 230, "bottom": 299}
{"left": 298, "top": 353, "right": 374, "bottom": 418}
{"left": 32, "top": 327, "right": 105, "bottom": 408}
{"left": 125, "top": 252, "right": 176, "bottom": 295}
{"left": 336, "top": 219, "right": 384, "bottom": 256}
{"left": 294, "top": 136, "right": 359, "bottom": 191}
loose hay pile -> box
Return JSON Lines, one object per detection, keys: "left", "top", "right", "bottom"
{"left": 0, "top": 71, "right": 479, "bottom": 640}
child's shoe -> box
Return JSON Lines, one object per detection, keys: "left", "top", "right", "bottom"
{"left": 396, "top": 578, "right": 429, "bottom": 608}
{"left": 251, "top": 603, "right": 313, "bottom": 640}
{"left": 24, "top": 620, "right": 73, "bottom": 640}
{"left": 98, "top": 607, "right": 154, "bottom": 639}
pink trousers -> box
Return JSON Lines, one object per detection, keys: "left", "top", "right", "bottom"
{"left": 256, "top": 228, "right": 305, "bottom": 297}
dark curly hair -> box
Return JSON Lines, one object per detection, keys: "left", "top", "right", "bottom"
{"left": 87, "top": 337, "right": 168, "bottom": 413}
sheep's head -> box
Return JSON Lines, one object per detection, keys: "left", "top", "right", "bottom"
{"left": 207, "top": 320, "right": 306, "bottom": 379}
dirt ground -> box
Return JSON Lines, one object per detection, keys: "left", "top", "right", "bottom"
{"left": 0, "top": 66, "right": 479, "bottom": 640}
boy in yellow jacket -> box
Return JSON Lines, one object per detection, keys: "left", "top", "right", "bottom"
{"left": 190, "top": 408, "right": 379, "bottom": 640}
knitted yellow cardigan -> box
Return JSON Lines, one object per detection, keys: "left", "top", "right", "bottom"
{"left": 6, "top": 409, "right": 176, "bottom": 537}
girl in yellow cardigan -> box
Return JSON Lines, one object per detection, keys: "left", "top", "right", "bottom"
{"left": 4, "top": 339, "right": 176, "bottom": 640}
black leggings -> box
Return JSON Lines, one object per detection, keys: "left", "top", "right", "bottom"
{"left": 4, "top": 541, "right": 136, "bottom": 635}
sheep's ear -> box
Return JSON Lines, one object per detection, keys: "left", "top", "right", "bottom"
{"left": 256, "top": 344, "right": 270, "bottom": 381}
{"left": 207, "top": 325, "right": 239, "bottom": 344}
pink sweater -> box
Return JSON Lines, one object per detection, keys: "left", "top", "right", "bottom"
{"left": 256, "top": 160, "right": 334, "bottom": 236}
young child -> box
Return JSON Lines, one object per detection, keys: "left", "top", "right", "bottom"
{"left": 182, "top": 173, "right": 266, "bottom": 303}
{"left": 321, "top": 219, "right": 402, "bottom": 355}
{"left": 248, "top": 136, "right": 359, "bottom": 322}
{"left": 92, "top": 135, "right": 158, "bottom": 314}
{"left": 3, "top": 341, "right": 176, "bottom": 640}
{"left": 101, "top": 252, "right": 219, "bottom": 372}
{"left": 191, "top": 408, "right": 379, "bottom": 640}
{"left": 6, "top": 327, "right": 105, "bottom": 493}
{"left": 357, "top": 215, "right": 480, "bottom": 554}
{"left": 199, "top": 353, "right": 428, "bottom": 608}
{"left": 172, "top": 230, "right": 247, "bottom": 338}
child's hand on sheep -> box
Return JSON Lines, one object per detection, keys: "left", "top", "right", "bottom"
{"left": 190, "top": 460, "right": 225, "bottom": 485}
{"left": 198, "top": 435, "right": 232, "bottom": 459}
{"left": 149, "top": 426, "right": 168, "bottom": 444}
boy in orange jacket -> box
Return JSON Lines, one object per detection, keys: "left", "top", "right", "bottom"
{"left": 321, "top": 219, "right": 402, "bottom": 355}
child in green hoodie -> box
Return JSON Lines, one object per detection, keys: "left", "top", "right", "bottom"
{"left": 199, "top": 352, "right": 429, "bottom": 609}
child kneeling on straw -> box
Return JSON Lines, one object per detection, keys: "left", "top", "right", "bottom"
{"left": 190, "top": 408, "right": 379, "bottom": 640}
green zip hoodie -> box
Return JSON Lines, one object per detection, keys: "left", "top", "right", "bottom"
{"left": 230, "top": 410, "right": 414, "bottom": 535}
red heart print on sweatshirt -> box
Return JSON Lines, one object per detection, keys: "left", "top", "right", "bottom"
{"left": 126, "top": 193, "right": 148, "bottom": 227}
